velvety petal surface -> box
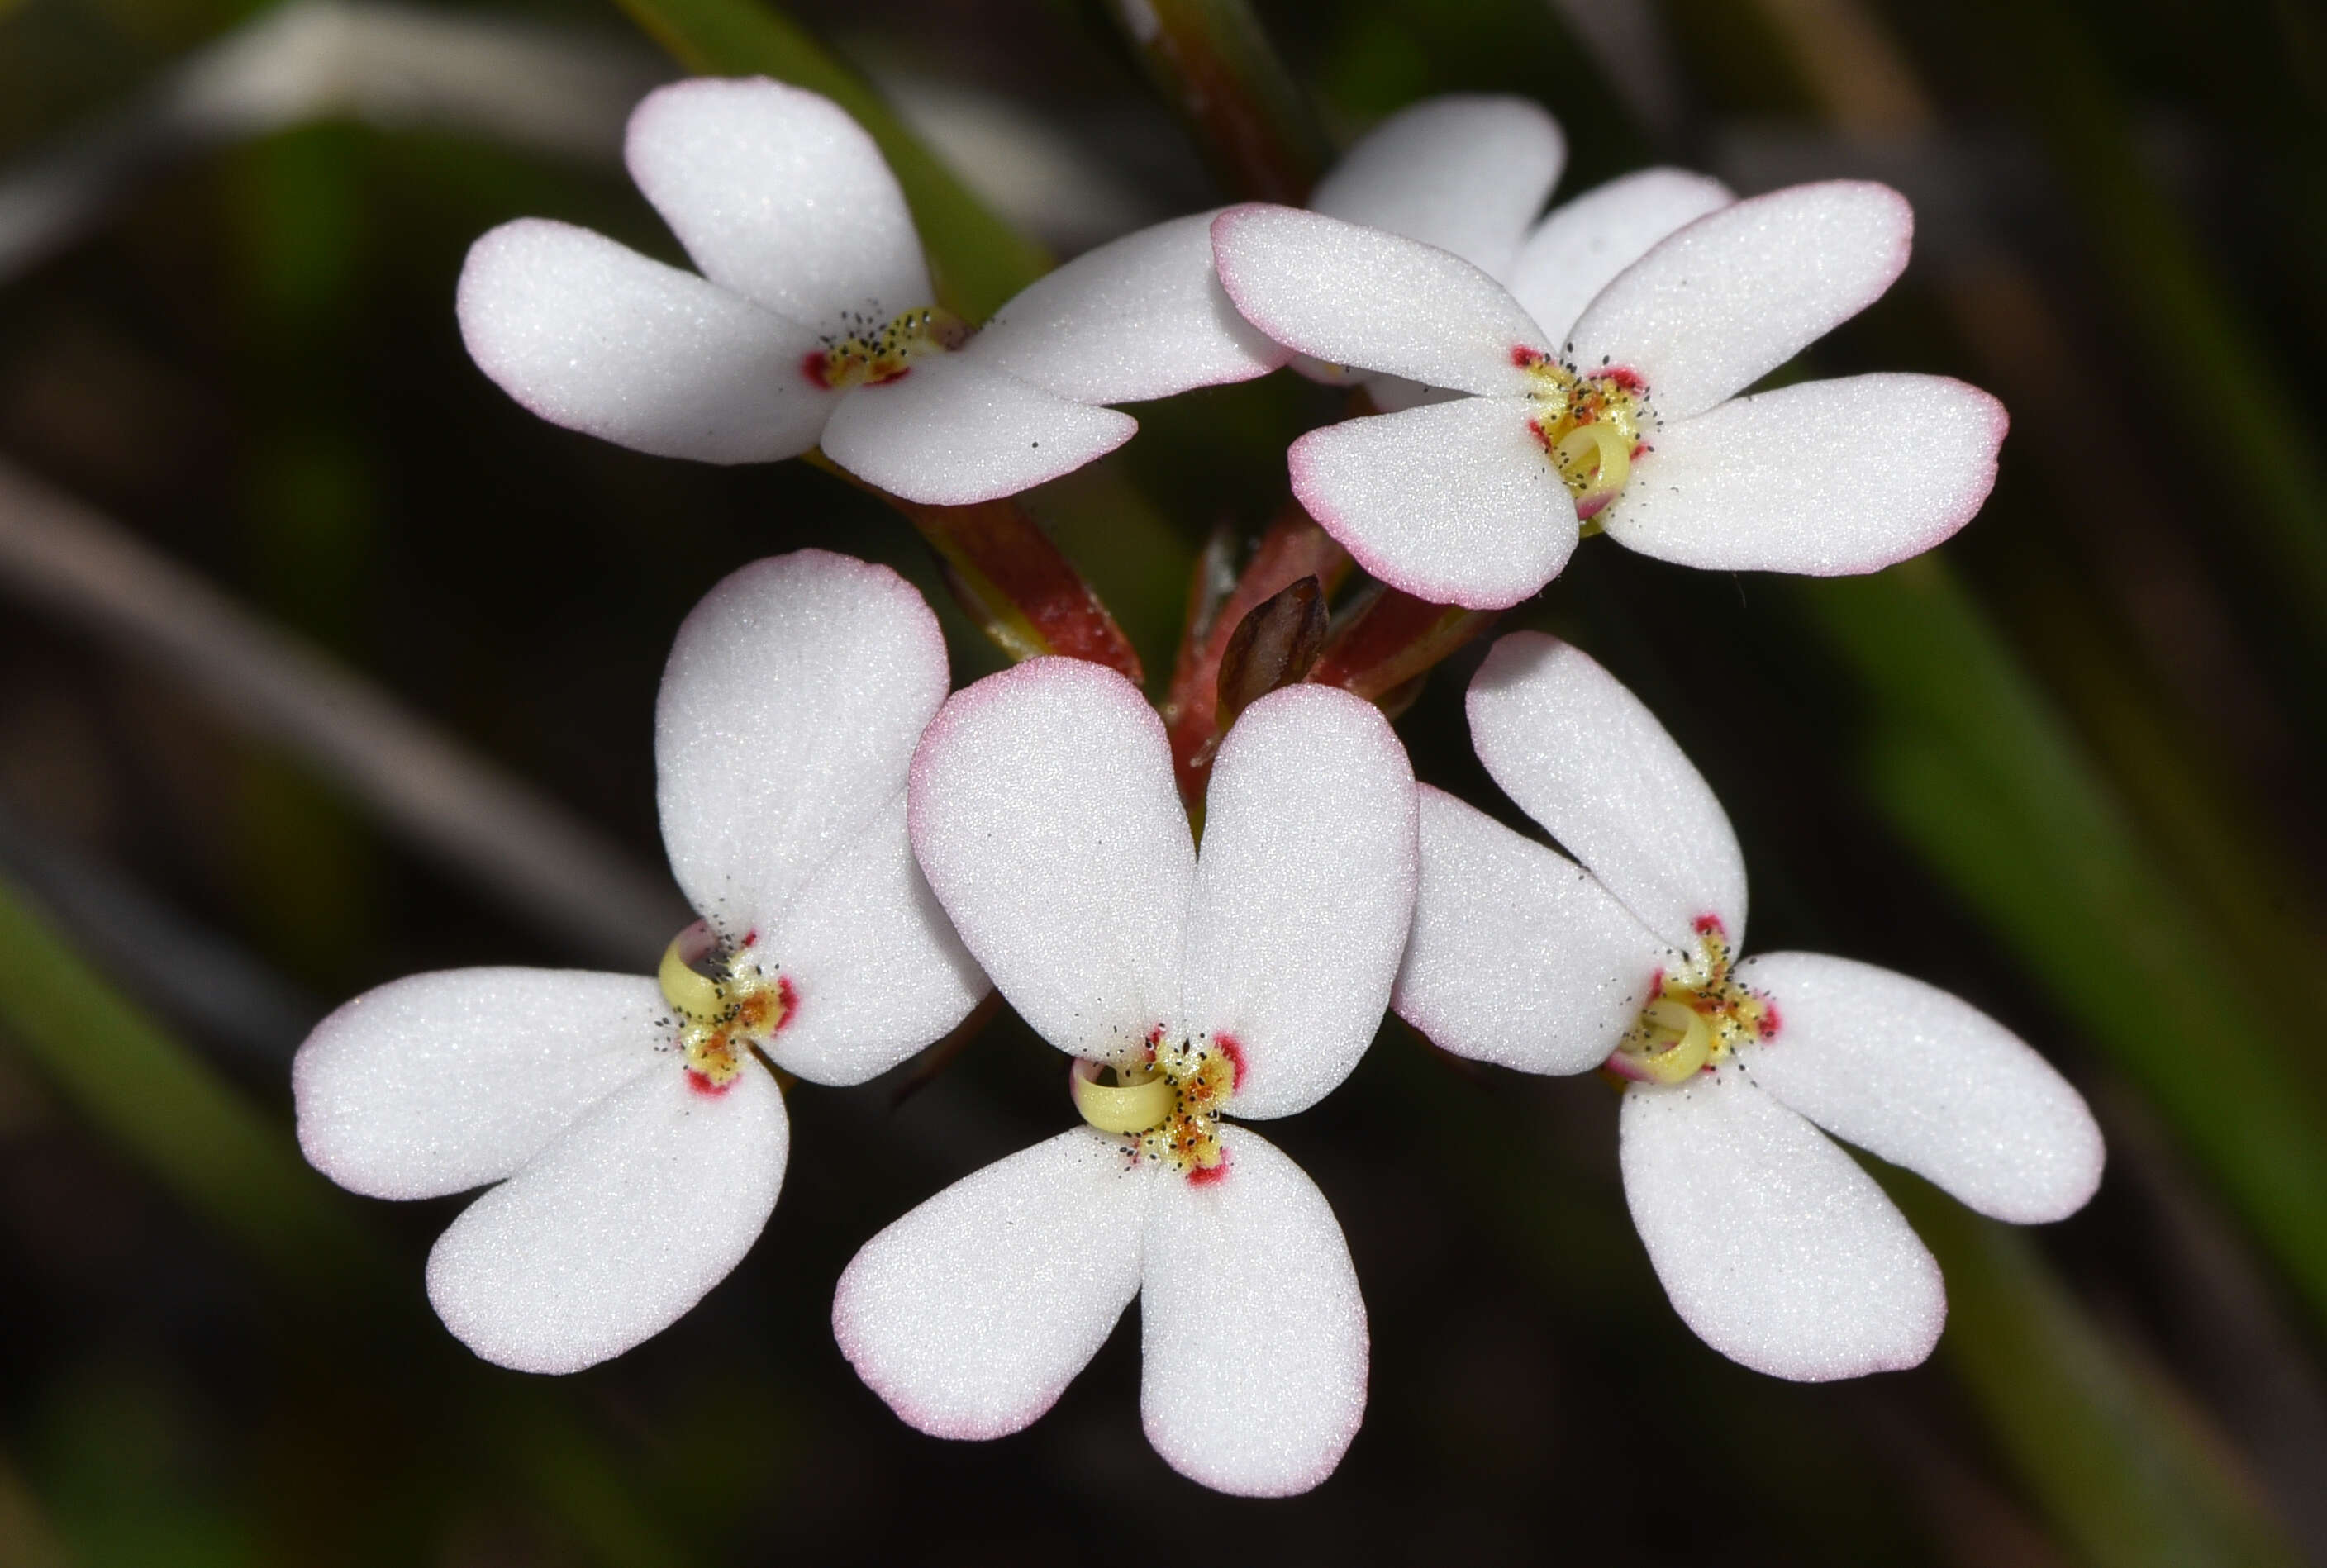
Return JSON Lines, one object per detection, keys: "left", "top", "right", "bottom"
{"left": 819, "top": 352, "right": 1136, "bottom": 505}
{"left": 758, "top": 791, "right": 988, "bottom": 1086}
{"left": 1211, "top": 205, "right": 1550, "bottom": 396}
{"left": 1507, "top": 168, "right": 1733, "bottom": 344}
{"left": 1307, "top": 93, "right": 1565, "bottom": 275}
{"left": 1738, "top": 953, "right": 2104, "bottom": 1223}
{"left": 657, "top": 550, "right": 950, "bottom": 943}
{"left": 1605, "top": 374, "right": 2006, "bottom": 573}
{"left": 1393, "top": 786, "right": 1668, "bottom": 1076}
{"left": 295, "top": 968, "right": 665, "bottom": 1200}
{"left": 1179, "top": 686, "right": 1416, "bottom": 1120}
{"left": 426, "top": 1058, "right": 789, "bottom": 1374}
{"left": 909, "top": 658, "right": 1195, "bottom": 1061}
{"left": 1620, "top": 1071, "right": 1944, "bottom": 1380}
{"left": 1467, "top": 634, "right": 1746, "bottom": 949}
{"left": 1140, "top": 1127, "right": 1367, "bottom": 1497}
{"left": 457, "top": 219, "right": 832, "bottom": 464}
{"left": 834, "top": 1128, "right": 1154, "bottom": 1439}
{"left": 626, "top": 78, "right": 932, "bottom": 330}
{"left": 968, "top": 211, "right": 1287, "bottom": 404}
{"left": 1567, "top": 181, "right": 1914, "bottom": 421}
{"left": 1289, "top": 396, "right": 1576, "bottom": 611}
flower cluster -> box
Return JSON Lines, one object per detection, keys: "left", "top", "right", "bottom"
{"left": 294, "top": 81, "right": 2100, "bottom": 1496}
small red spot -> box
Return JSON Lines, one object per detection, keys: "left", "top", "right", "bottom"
{"left": 801, "top": 351, "right": 833, "bottom": 389}
{"left": 1216, "top": 1033, "right": 1247, "bottom": 1092}
{"left": 773, "top": 975, "right": 798, "bottom": 1031}
{"left": 1511, "top": 344, "right": 1548, "bottom": 369}
{"left": 1525, "top": 417, "right": 1552, "bottom": 452}
{"left": 1759, "top": 1001, "right": 1782, "bottom": 1040}
{"left": 684, "top": 1068, "right": 733, "bottom": 1098}
{"left": 1692, "top": 914, "right": 1726, "bottom": 938}
{"left": 741, "top": 929, "right": 759, "bottom": 948}
{"left": 1601, "top": 365, "right": 1645, "bottom": 391}
{"left": 1188, "top": 1157, "right": 1231, "bottom": 1188}
{"left": 1648, "top": 967, "right": 1665, "bottom": 995}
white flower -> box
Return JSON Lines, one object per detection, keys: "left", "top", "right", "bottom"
{"left": 293, "top": 551, "right": 987, "bottom": 1373}
{"left": 1392, "top": 632, "right": 2104, "bottom": 1380}
{"left": 1212, "top": 173, "right": 2006, "bottom": 609}
{"left": 831, "top": 658, "right": 1417, "bottom": 1496}
{"left": 456, "top": 77, "right": 1285, "bottom": 506}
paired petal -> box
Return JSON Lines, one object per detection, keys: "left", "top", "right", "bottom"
{"left": 819, "top": 352, "right": 1136, "bottom": 506}
{"left": 1307, "top": 93, "right": 1565, "bottom": 276}
{"left": 1179, "top": 686, "right": 1417, "bottom": 1119}
{"left": 1140, "top": 1126, "right": 1367, "bottom": 1496}
{"left": 1737, "top": 953, "right": 2104, "bottom": 1224}
{"left": 1211, "top": 205, "right": 1550, "bottom": 397}
{"left": 1288, "top": 396, "right": 1577, "bottom": 611}
{"left": 1506, "top": 168, "right": 1733, "bottom": 345}
{"left": 1604, "top": 374, "right": 2006, "bottom": 573}
{"left": 626, "top": 78, "right": 932, "bottom": 330}
{"left": 656, "top": 550, "right": 951, "bottom": 944}
{"left": 908, "top": 658, "right": 1194, "bottom": 1060}
{"left": 758, "top": 791, "right": 988, "bottom": 1086}
{"left": 1620, "top": 1071, "right": 1944, "bottom": 1380}
{"left": 967, "top": 211, "right": 1287, "bottom": 404}
{"left": 426, "top": 1059, "right": 790, "bottom": 1374}
{"left": 1466, "top": 634, "right": 1747, "bottom": 949}
{"left": 293, "top": 968, "right": 664, "bottom": 1200}
{"left": 834, "top": 1128, "right": 1154, "bottom": 1439}
{"left": 1393, "top": 787, "right": 1668, "bottom": 1076}
{"left": 1567, "top": 181, "right": 1913, "bottom": 421}
{"left": 456, "top": 219, "right": 832, "bottom": 464}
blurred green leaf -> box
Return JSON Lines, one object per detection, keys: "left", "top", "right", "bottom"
{"left": 607, "top": 0, "right": 1049, "bottom": 318}
{"left": 1795, "top": 561, "right": 2327, "bottom": 1330}
{"left": 1102, "top": 0, "right": 1327, "bottom": 201}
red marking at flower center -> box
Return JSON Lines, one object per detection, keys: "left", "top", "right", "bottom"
{"left": 1216, "top": 1033, "right": 1247, "bottom": 1093}
{"left": 684, "top": 1067, "right": 733, "bottom": 1097}
{"left": 1511, "top": 344, "right": 1550, "bottom": 369}
{"left": 1188, "top": 1155, "right": 1231, "bottom": 1187}
{"left": 1692, "top": 913, "right": 1727, "bottom": 939}
{"left": 1600, "top": 365, "right": 1645, "bottom": 392}
{"left": 1760, "top": 1000, "right": 1782, "bottom": 1040}
{"left": 801, "top": 351, "right": 835, "bottom": 390}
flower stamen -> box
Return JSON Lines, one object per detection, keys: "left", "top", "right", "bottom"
{"left": 1069, "top": 1031, "right": 1242, "bottom": 1181}
{"left": 1607, "top": 916, "right": 1774, "bottom": 1086}
{"left": 658, "top": 923, "right": 793, "bottom": 1093}
{"left": 805, "top": 306, "right": 970, "bottom": 391}
{"left": 1517, "top": 350, "right": 1650, "bottom": 528}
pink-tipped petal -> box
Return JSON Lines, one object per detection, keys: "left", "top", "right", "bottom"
{"left": 1737, "top": 953, "right": 2103, "bottom": 1224}
{"left": 967, "top": 211, "right": 1288, "bottom": 404}
{"left": 1211, "top": 204, "right": 1550, "bottom": 396}
{"left": 626, "top": 78, "right": 932, "bottom": 330}
{"left": 1393, "top": 786, "right": 1669, "bottom": 1076}
{"left": 1466, "top": 634, "right": 1746, "bottom": 951}
{"left": 820, "top": 353, "right": 1136, "bottom": 505}
{"left": 457, "top": 219, "right": 832, "bottom": 463}
{"left": 759, "top": 791, "right": 988, "bottom": 1087}
{"left": 293, "top": 968, "right": 664, "bottom": 1200}
{"left": 426, "top": 1058, "right": 788, "bottom": 1374}
{"left": 656, "top": 551, "right": 950, "bottom": 945}
{"left": 1290, "top": 397, "right": 1577, "bottom": 611}
{"left": 1605, "top": 374, "right": 2006, "bottom": 574}
{"left": 834, "top": 1128, "right": 1154, "bottom": 1439}
{"left": 1567, "top": 181, "right": 1914, "bottom": 421}
{"left": 1507, "top": 167, "right": 1734, "bottom": 344}
{"left": 1309, "top": 93, "right": 1566, "bottom": 277}
{"left": 908, "top": 658, "right": 1194, "bottom": 1061}
{"left": 1140, "top": 1126, "right": 1367, "bottom": 1496}
{"left": 1180, "top": 686, "right": 1417, "bottom": 1119}
{"left": 1620, "top": 1071, "right": 1944, "bottom": 1380}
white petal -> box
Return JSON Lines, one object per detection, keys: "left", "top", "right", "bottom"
{"left": 426, "top": 1059, "right": 788, "bottom": 1374}
{"left": 1179, "top": 686, "right": 1416, "bottom": 1119}
{"left": 457, "top": 219, "right": 832, "bottom": 464}
{"left": 1467, "top": 633, "right": 1746, "bottom": 950}
{"left": 625, "top": 78, "right": 932, "bottom": 329}
{"left": 1620, "top": 1071, "right": 1944, "bottom": 1380}
{"left": 1567, "top": 181, "right": 1914, "bottom": 421}
{"left": 293, "top": 968, "right": 664, "bottom": 1200}
{"left": 908, "top": 658, "right": 1194, "bottom": 1060}
{"left": 1140, "top": 1126, "right": 1366, "bottom": 1496}
{"left": 1603, "top": 374, "right": 2006, "bottom": 573}
{"left": 1289, "top": 397, "right": 1577, "bottom": 611}
{"left": 1507, "top": 168, "right": 1733, "bottom": 344}
{"left": 1308, "top": 93, "right": 1565, "bottom": 276}
{"left": 657, "top": 550, "right": 950, "bottom": 943}
{"left": 966, "top": 211, "right": 1287, "bottom": 404}
{"left": 1211, "top": 204, "right": 1549, "bottom": 396}
{"left": 834, "top": 1128, "right": 1154, "bottom": 1438}
{"left": 1393, "top": 786, "right": 1668, "bottom": 1076}
{"left": 1736, "top": 953, "right": 2103, "bottom": 1223}
{"left": 759, "top": 791, "right": 988, "bottom": 1087}
{"left": 820, "top": 353, "right": 1136, "bottom": 505}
